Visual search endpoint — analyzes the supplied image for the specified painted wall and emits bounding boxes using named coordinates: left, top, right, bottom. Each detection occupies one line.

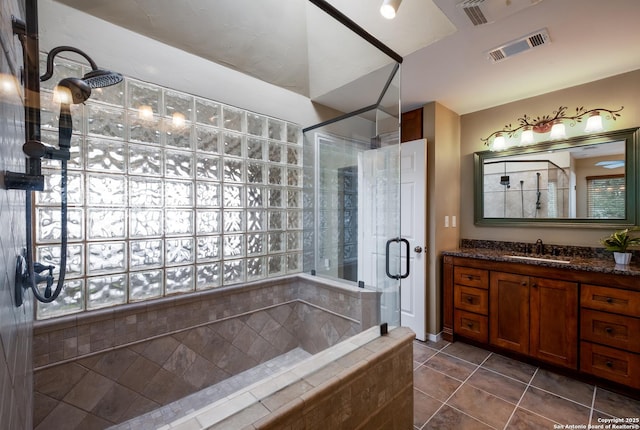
left=423, top=102, right=460, bottom=336
left=37, top=0, right=341, bottom=129
left=0, top=0, right=34, bottom=428
left=460, top=69, right=640, bottom=246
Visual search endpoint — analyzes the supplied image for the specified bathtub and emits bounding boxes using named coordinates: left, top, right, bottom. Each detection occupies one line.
left=33, top=274, right=412, bottom=429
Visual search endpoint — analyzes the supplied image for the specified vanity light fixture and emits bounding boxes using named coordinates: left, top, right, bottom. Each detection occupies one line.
left=482, top=105, right=624, bottom=150
left=584, top=110, right=604, bottom=133
left=380, top=0, right=402, bottom=19
left=490, top=133, right=507, bottom=151
left=549, top=120, right=566, bottom=140
left=520, top=126, right=535, bottom=145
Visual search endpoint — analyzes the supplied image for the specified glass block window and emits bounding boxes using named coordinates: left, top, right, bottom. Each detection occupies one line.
left=36, top=54, right=303, bottom=319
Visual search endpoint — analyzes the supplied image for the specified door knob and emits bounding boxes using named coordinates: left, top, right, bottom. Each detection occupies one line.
left=414, top=246, right=423, bottom=253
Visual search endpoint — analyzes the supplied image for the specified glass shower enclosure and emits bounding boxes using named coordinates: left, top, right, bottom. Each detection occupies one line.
left=302, top=2, right=403, bottom=330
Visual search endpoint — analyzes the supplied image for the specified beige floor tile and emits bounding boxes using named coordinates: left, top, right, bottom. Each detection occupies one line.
left=519, top=386, right=591, bottom=425
left=593, top=388, right=640, bottom=419
left=441, top=342, right=491, bottom=365
left=530, top=368, right=594, bottom=407
left=424, top=352, right=478, bottom=381
left=413, top=388, right=442, bottom=428
left=413, top=342, right=437, bottom=364
left=446, top=383, right=516, bottom=429
left=506, top=407, right=559, bottom=429
left=424, top=405, right=493, bottom=430
left=413, top=366, right=462, bottom=402
left=481, top=353, right=537, bottom=383
left=466, top=367, right=527, bottom=404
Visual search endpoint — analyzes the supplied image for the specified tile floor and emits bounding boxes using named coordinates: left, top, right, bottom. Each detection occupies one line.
left=413, top=339, right=640, bottom=430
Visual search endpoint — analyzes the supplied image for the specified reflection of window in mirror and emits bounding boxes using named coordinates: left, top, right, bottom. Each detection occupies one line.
left=586, top=175, right=625, bottom=218
left=573, top=141, right=625, bottom=219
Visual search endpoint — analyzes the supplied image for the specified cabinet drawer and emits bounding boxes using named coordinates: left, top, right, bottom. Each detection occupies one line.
left=453, top=267, right=488, bottom=289
left=580, top=341, right=640, bottom=389
left=454, top=285, right=488, bottom=314
left=581, top=309, right=640, bottom=353
left=581, top=284, right=640, bottom=317
left=454, top=309, right=488, bottom=343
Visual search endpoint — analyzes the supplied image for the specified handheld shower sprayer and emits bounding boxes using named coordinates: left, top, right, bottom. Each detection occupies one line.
left=12, top=44, right=122, bottom=307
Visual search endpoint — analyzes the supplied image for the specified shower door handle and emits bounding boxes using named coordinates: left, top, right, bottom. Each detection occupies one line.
left=385, top=237, right=410, bottom=280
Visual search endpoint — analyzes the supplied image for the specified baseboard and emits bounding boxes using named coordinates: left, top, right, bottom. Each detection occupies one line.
left=414, top=331, right=442, bottom=343
left=427, top=332, right=442, bottom=342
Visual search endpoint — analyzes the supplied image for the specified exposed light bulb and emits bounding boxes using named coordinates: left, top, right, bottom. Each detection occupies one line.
left=549, top=121, right=566, bottom=140
left=380, top=0, right=402, bottom=19
left=584, top=111, right=604, bottom=133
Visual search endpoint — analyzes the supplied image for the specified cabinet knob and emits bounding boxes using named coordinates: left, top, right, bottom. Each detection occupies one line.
left=414, top=246, right=423, bottom=253
left=605, top=361, right=613, bottom=368
left=521, top=281, right=528, bottom=287
left=531, top=283, right=537, bottom=289
left=605, top=327, right=613, bottom=334
left=606, top=297, right=613, bottom=304
left=466, top=296, right=473, bottom=303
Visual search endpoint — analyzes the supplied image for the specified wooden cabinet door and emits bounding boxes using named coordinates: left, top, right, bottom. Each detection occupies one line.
left=530, top=277, right=578, bottom=369
left=401, top=108, right=423, bottom=142
left=490, top=272, right=530, bottom=354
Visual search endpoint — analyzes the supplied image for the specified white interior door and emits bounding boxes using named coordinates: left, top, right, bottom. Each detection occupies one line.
left=400, top=139, right=427, bottom=340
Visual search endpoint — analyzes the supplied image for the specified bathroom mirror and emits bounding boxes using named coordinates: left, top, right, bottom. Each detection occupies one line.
left=474, top=127, right=639, bottom=227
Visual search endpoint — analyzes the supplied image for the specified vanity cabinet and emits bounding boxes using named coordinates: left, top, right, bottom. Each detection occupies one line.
left=580, top=284, right=640, bottom=388
left=489, top=272, right=578, bottom=368
left=443, top=254, right=640, bottom=392
left=453, top=266, right=489, bottom=342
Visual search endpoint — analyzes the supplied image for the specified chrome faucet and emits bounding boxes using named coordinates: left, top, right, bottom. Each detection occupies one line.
left=535, top=239, right=544, bottom=255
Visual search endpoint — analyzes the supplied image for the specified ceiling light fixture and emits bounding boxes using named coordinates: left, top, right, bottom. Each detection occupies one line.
left=481, top=105, right=624, bottom=150
left=380, top=0, right=402, bottom=19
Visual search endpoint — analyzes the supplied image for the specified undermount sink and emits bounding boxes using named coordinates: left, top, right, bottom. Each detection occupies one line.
left=503, top=255, right=571, bottom=264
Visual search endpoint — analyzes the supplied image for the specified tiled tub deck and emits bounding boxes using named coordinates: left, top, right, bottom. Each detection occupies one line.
left=32, top=274, right=382, bottom=429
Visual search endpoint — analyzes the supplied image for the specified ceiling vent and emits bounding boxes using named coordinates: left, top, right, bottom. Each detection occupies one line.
left=456, top=0, right=543, bottom=27
left=487, top=28, right=550, bottom=63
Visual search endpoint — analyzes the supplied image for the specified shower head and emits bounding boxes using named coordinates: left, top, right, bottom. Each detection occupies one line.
left=55, top=77, right=91, bottom=105
left=81, top=68, right=123, bottom=89
left=41, top=45, right=123, bottom=90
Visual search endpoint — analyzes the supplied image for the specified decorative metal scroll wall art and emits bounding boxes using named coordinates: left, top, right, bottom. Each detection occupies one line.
left=481, top=105, right=624, bottom=150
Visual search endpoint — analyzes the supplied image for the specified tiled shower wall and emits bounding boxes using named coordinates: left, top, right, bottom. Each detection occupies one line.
left=0, top=0, right=34, bottom=428
left=483, top=161, right=570, bottom=218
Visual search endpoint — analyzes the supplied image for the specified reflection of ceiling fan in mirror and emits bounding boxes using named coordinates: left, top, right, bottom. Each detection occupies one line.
left=596, top=160, right=625, bottom=169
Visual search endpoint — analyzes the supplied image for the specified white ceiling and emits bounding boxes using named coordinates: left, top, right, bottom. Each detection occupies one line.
left=49, top=0, right=640, bottom=116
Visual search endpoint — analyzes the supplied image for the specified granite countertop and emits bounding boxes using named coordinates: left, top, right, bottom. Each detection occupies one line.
left=442, top=248, right=640, bottom=277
